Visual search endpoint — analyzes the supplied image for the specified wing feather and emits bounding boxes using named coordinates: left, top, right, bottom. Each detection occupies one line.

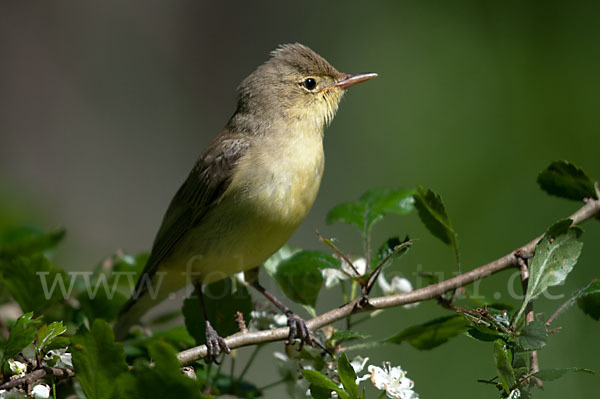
left=135, top=133, right=250, bottom=287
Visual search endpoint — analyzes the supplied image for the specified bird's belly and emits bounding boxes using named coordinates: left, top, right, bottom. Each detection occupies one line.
left=166, top=149, right=324, bottom=284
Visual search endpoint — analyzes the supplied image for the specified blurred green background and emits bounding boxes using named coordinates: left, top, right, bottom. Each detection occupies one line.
left=1, top=1, right=599, bottom=397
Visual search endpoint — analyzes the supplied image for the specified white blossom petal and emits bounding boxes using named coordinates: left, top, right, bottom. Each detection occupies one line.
left=321, top=267, right=349, bottom=288
left=8, top=359, right=27, bottom=377
left=32, top=384, right=51, bottom=399
left=368, top=362, right=418, bottom=399
left=350, top=356, right=369, bottom=374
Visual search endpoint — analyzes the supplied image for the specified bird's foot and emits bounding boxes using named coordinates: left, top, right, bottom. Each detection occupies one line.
left=285, top=311, right=328, bottom=353
left=204, top=321, right=230, bottom=364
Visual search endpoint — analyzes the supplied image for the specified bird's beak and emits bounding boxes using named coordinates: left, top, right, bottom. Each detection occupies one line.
left=334, top=72, right=378, bottom=89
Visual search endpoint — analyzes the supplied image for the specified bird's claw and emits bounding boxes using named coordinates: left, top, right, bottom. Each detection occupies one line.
left=286, top=311, right=312, bottom=347
left=285, top=311, right=329, bottom=354
left=204, top=321, right=230, bottom=364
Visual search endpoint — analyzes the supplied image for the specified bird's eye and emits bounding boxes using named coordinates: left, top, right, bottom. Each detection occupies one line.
left=302, top=78, right=317, bottom=90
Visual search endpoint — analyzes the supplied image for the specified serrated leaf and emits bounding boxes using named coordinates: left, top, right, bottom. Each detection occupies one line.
left=116, top=340, right=209, bottom=399
left=533, top=367, right=595, bottom=381
left=413, top=186, right=460, bottom=266
left=0, top=254, right=68, bottom=314
left=413, top=186, right=455, bottom=245
left=493, top=339, right=516, bottom=393
left=385, top=315, right=469, bottom=350
left=372, top=236, right=411, bottom=270
left=327, top=188, right=415, bottom=234
left=2, top=312, right=39, bottom=365
left=515, top=219, right=583, bottom=324
left=182, top=278, right=252, bottom=346
left=537, top=160, right=597, bottom=201
left=302, top=369, right=348, bottom=399
left=71, top=319, right=128, bottom=399
left=338, top=353, right=359, bottom=398
left=329, top=330, right=370, bottom=345
left=517, top=321, right=547, bottom=351
left=36, top=321, right=67, bottom=353
left=45, top=336, right=70, bottom=351
left=577, top=280, right=600, bottom=321
left=272, top=250, right=339, bottom=308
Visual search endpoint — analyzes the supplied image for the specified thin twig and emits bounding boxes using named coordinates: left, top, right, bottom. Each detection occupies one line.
left=316, top=232, right=361, bottom=277
left=176, top=195, right=600, bottom=365
left=517, top=255, right=542, bottom=389
left=546, top=278, right=597, bottom=327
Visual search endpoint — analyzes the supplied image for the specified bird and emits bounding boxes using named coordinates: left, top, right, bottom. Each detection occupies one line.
left=113, top=43, right=377, bottom=360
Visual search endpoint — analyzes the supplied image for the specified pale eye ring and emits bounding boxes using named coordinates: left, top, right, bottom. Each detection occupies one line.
left=302, top=78, right=317, bottom=90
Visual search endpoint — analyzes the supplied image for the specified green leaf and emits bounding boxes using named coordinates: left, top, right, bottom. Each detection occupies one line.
left=493, top=339, right=516, bottom=393
left=0, top=228, right=65, bottom=259
left=272, top=250, right=340, bottom=308
left=371, top=236, right=411, bottom=270
left=307, top=384, right=333, bottom=399
left=0, top=254, right=68, bottom=314
left=71, top=319, right=128, bottom=399
left=302, top=369, right=348, bottom=399
left=517, top=321, right=547, bottom=351
left=263, top=244, right=300, bottom=277
left=182, top=278, right=252, bottom=345
left=537, top=160, right=597, bottom=201
left=465, top=328, right=500, bottom=342
left=577, top=280, right=600, bottom=321
left=117, top=340, right=208, bottom=399
left=2, top=312, right=38, bottom=365
left=533, top=367, right=595, bottom=381
left=413, top=186, right=460, bottom=265
left=338, top=353, right=360, bottom=398
left=385, top=315, right=470, bottom=350
left=36, top=321, right=67, bottom=353
left=329, top=330, right=370, bottom=345
left=327, top=188, right=415, bottom=234
left=514, top=219, right=584, bottom=324
left=78, top=288, right=127, bottom=324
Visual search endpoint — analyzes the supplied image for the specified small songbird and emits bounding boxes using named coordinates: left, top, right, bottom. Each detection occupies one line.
left=114, top=43, right=376, bottom=359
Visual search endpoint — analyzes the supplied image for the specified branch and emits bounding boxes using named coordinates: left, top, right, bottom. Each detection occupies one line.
left=177, top=195, right=600, bottom=365
left=0, top=367, right=75, bottom=391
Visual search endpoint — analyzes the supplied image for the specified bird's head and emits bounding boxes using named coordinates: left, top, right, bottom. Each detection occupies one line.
left=235, top=43, right=377, bottom=131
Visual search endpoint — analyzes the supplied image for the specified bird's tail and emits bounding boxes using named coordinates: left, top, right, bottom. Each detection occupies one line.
left=113, top=293, right=154, bottom=341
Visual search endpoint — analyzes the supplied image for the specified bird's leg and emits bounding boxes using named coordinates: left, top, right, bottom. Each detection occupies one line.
left=193, top=280, right=230, bottom=363
left=244, top=269, right=327, bottom=352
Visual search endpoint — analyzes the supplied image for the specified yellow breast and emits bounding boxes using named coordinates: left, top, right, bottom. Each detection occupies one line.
left=229, top=130, right=325, bottom=227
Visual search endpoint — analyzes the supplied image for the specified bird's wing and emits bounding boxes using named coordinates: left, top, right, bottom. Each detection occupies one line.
left=136, top=133, right=250, bottom=287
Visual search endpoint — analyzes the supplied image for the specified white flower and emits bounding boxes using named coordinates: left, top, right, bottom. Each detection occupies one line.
left=377, top=274, right=418, bottom=308
left=7, top=359, right=26, bottom=377
left=368, top=362, right=418, bottom=399
left=345, top=258, right=367, bottom=276
left=321, top=268, right=348, bottom=288
left=31, top=384, right=50, bottom=399
left=508, top=389, right=521, bottom=398
left=249, top=309, right=287, bottom=331
left=43, top=348, right=73, bottom=369
left=322, top=258, right=367, bottom=288
left=350, top=356, right=372, bottom=384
